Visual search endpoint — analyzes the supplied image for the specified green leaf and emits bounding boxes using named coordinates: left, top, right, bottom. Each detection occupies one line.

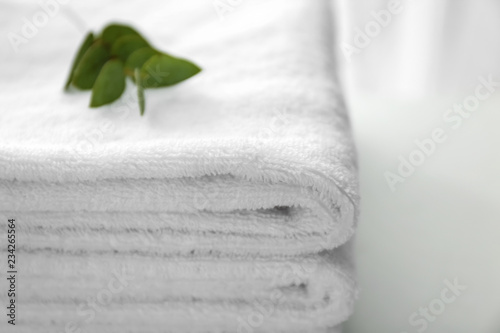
left=64, top=32, right=94, bottom=90
left=90, top=59, right=126, bottom=107
left=65, top=22, right=202, bottom=114
left=124, top=47, right=158, bottom=77
left=101, top=23, right=141, bottom=45
left=140, top=54, right=201, bottom=88
left=135, top=68, right=145, bottom=116
left=72, top=40, right=110, bottom=90
left=111, top=35, right=149, bottom=62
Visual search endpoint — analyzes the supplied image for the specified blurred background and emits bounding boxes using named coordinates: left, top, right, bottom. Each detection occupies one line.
left=336, top=1, right=500, bottom=332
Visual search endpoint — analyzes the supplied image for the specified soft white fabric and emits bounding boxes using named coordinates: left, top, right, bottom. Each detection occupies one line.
left=0, top=0, right=358, bottom=332
left=0, top=0, right=358, bottom=255
left=6, top=245, right=355, bottom=333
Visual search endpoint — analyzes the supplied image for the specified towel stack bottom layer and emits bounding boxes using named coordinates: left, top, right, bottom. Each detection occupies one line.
left=7, top=247, right=354, bottom=333
left=0, top=0, right=359, bottom=332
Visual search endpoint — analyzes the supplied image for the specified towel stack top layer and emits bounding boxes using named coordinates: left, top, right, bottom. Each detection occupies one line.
left=1, top=0, right=359, bottom=258
left=0, top=0, right=357, bottom=201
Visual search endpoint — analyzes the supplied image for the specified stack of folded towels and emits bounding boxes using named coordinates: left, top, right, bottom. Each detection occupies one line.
left=0, top=0, right=359, bottom=332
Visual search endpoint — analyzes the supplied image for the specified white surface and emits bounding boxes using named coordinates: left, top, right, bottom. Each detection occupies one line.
left=343, top=91, right=500, bottom=332
left=334, top=1, right=500, bottom=331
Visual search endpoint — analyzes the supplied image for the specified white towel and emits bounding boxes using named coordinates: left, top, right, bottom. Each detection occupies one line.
left=5, top=245, right=355, bottom=333
left=0, top=0, right=358, bottom=257
left=0, top=0, right=358, bottom=332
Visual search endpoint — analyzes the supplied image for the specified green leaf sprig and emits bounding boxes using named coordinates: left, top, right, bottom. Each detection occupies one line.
left=64, top=23, right=201, bottom=116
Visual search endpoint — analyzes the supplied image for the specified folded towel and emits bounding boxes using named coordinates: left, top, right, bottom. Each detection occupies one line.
left=5, top=245, right=355, bottom=333
left=0, top=0, right=358, bottom=257
left=0, top=0, right=359, bottom=332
